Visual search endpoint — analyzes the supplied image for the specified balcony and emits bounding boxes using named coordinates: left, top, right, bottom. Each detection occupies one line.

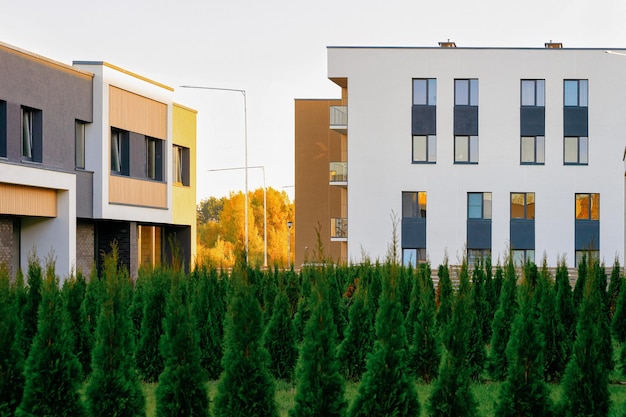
left=329, top=162, right=347, bottom=186
left=331, top=217, right=348, bottom=241
left=330, top=105, right=347, bottom=134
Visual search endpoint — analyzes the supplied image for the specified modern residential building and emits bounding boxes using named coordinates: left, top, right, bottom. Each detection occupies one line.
left=295, top=42, right=626, bottom=268
left=0, top=41, right=197, bottom=280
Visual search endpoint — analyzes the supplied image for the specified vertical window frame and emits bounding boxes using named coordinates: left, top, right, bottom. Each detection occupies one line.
left=412, top=134, right=436, bottom=163
left=468, top=192, right=492, bottom=220
left=75, top=120, right=86, bottom=169
left=564, top=79, right=588, bottom=107
left=402, top=191, right=427, bottom=219
left=511, top=192, right=535, bottom=220
left=521, top=79, right=545, bottom=107
left=575, top=193, right=600, bottom=221
left=520, top=136, right=545, bottom=165
left=413, top=79, right=437, bottom=106
left=454, top=135, right=478, bottom=164
left=564, top=136, right=589, bottom=165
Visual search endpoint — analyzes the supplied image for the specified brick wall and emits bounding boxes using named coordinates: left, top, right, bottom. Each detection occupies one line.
left=76, top=220, right=94, bottom=276
left=0, top=217, right=13, bottom=277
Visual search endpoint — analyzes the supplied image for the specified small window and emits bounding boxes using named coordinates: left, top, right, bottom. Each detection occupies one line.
left=521, top=80, right=545, bottom=106
left=513, top=249, right=535, bottom=266
left=564, top=136, right=588, bottom=165
left=403, top=248, right=426, bottom=267
left=412, top=135, right=436, bottom=163
left=75, top=121, right=86, bottom=169
left=468, top=249, right=491, bottom=267
left=564, top=80, right=588, bottom=107
left=455, top=79, right=479, bottom=106
left=468, top=192, right=492, bottom=219
left=575, top=250, right=599, bottom=267
left=575, top=193, right=599, bottom=220
left=146, top=137, right=163, bottom=181
left=402, top=191, right=426, bottom=219
left=413, top=79, right=437, bottom=105
left=511, top=193, right=535, bottom=220
left=21, top=106, right=41, bottom=162
left=111, top=128, right=129, bottom=176
left=173, top=145, right=190, bottom=186
left=521, top=136, right=545, bottom=164
left=454, top=135, right=478, bottom=164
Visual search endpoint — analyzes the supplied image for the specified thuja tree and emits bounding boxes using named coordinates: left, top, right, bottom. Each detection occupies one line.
left=607, top=258, right=622, bottom=318
left=349, top=263, right=420, bottom=417
left=471, top=261, right=490, bottom=345
left=489, top=258, right=518, bottom=381
left=128, top=270, right=147, bottom=344
left=263, top=284, right=298, bottom=381
left=409, top=262, right=440, bottom=383
left=428, top=260, right=478, bottom=417
left=539, top=261, right=568, bottom=382
left=20, top=252, right=43, bottom=355
left=560, top=259, right=610, bottom=417
left=294, top=268, right=313, bottom=342
left=83, top=266, right=104, bottom=342
left=290, top=268, right=347, bottom=417
left=572, top=254, right=588, bottom=312
left=554, top=258, right=575, bottom=357
left=612, top=268, right=626, bottom=343
left=136, top=267, right=171, bottom=382
left=155, top=272, right=208, bottom=417
left=405, top=265, right=420, bottom=346
left=214, top=265, right=277, bottom=417
left=17, top=258, right=86, bottom=417
left=466, top=262, right=487, bottom=380
left=594, top=262, right=614, bottom=374
left=86, top=248, right=144, bottom=417
left=494, top=265, right=553, bottom=417
left=435, top=259, right=453, bottom=332
left=337, top=277, right=375, bottom=382
left=0, top=264, right=24, bottom=416
left=62, top=271, right=92, bottom=378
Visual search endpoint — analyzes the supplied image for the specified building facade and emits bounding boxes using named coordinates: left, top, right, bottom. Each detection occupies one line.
left=0, top=42, right=197, bottom=280
left=295, top=43, right=626, bottom=268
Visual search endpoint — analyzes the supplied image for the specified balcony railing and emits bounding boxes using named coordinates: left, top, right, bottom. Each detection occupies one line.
left=330, top=105, right=347, bottom=133
left=331, top=218, right=348, bottom=239
left=329, top=162, right=348, bottom=183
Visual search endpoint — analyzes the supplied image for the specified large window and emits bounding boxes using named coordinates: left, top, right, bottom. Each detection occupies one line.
left=511, top=193, right=535, bottom=220
left=564, top=136, right=588, bottom=165
left=468, top=192, right=492, bottom=219
left=412, top=135, right=436, bottom=163
left=111, top=128, right=129, bottom=176
left=454, top=135, right=478, bottom=164
left=146, top=137, right=163, bottom=181
left=575, top=193, right=599, bottom=220
left=413, top=79, right=437, bottom=105
left=402, top=191, right=427, bottom=218
left=173, top=145, right=190, bottom=186
left=75, top=121, right=86, bottom=169
left=564, top=80, right=588, bottom=107
left=455, top=79, right=479, bottom=106
left=521, top=79, right=545, bottom=106
left=521, top=136, right=545, bottom=164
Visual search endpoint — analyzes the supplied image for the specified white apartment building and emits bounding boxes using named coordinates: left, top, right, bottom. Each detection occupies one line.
left=323, top=42, right=626, bottom=268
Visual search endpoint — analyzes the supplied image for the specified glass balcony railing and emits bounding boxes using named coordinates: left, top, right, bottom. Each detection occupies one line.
left=329, top=162, right=347, bottom=183
left=331, top=218, right=348, bottom=239
left=330, top=105, right=347, bottom=133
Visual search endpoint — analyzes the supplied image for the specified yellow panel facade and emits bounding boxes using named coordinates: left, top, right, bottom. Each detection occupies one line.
left=109, top=175, right=167, bottom=208
left=172, top=103, right=197, bottom=261
left=0, top=183, right=56, bottom=217
left=109, top=86, right=167, bottom=139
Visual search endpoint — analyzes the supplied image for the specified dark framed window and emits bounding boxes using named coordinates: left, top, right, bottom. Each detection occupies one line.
left=413, top=79, right=437, bottom=105
left=402, top=191, right=426, bottom=218
left=575, top=250, right=599, bottom=267
left=564, top=79, right=588, bottom=107
left=0, top=100, right=6, bottom=158
left=75, top=120, right=86, bottom=169
left=22, top=106, right=42, bottom=162
left=455, top=79, right=478, bottom=106
left=468, top=249, right=491, bottom=267
left=146, top=137, right=163, bottom=181
left=511, top=192, right=535, bottom=220
left=521, top=80, right=545, bottom=106
left=403, top=248, right=426, bottom=267
left=412, top=135, right=436, bottom=163
left=575, top=193, right=599, bottom=220
left=513, top=249, right=535, bottom=266
left=454, top=135, right=478, bottom=163
left=173, top=145, right=190, bottom=186
left=564, top=136, right=588, bottom=165
left=111, top=128, right=129, bottom=176
left=468, top=192, right=492, bottom=219
left=521, top=136, right=545, bottom=164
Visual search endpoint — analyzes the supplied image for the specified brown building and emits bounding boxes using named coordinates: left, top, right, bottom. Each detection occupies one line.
left=294, top=93, right=347, bottom=266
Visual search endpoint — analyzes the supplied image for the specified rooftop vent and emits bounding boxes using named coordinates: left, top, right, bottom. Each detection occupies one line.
left=545, top=41, right=563, bottom=48
left=438, top=40, right=457, bottom=48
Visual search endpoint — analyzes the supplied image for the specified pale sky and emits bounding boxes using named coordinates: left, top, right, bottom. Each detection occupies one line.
left=2, top=0, right=626, bottom=203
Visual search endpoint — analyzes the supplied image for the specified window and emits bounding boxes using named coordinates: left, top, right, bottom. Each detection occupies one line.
left=575, top=193, right=599, bottom=220
left=468, top=249, right=491, bottom=267
left=412, top=135, right=436, bottom=163
left=521, top=80, right=545, bottom=106
left=564, top=80, right=588, bottom=107
left=402, top=191, right=426, bottom=218
left=564, top=136, right=588, bottom=164
left=146, top=137, right=163, bottom=181
left=75, top=121, right=86, bottom=169
left=575, top=250, right=599, bottom=267
left=0, top=101, right=6, bottom=158
left=468, top=192, right=492, bottom=219
left=173, top=145, right=190, bottom=186
left=413, top=79, right=436, bottom=105
left=21, top=106, right=41, bottom=162
left=454, top=135, right=478, bottom=163
left=403, top=248, right=426, bottom=267
left=111, top=128, right=129, bottom=176
left=521, top=136, right=545, bottom=164
left=511, top=193, right=535, bottom=220
left=513, top=249, right=535, bottom=266
left=455, top=79, right=478, bottom=106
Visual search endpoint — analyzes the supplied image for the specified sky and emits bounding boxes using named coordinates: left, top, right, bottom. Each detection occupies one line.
left=2, top=0, right=626, bottom=203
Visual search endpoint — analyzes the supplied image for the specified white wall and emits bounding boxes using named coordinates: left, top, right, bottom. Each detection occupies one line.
left=328, top=47, right=626, bottom=267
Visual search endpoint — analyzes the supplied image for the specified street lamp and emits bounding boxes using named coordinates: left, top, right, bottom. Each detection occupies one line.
left=287, top=221, right=293, bottom=268
left=207, top=165, right=267, bottom=268
left=180, top=85, right=249, bottom=262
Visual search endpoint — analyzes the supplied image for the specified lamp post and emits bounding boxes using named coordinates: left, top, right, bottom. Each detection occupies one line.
left=180, top=85, right=249, bottom=262
left=287, top=221, right=293, bottom=268
left=206, top=165, right=267, bottom=268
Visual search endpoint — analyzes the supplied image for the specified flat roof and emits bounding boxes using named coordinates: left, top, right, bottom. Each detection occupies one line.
left=0, top=41, right=93, bottom=79
left=72, top=61, right=174, bottom=91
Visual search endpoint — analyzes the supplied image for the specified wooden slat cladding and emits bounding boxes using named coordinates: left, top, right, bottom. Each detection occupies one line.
left=109, top=86, right=167, bottom=139
left=109, top=175, right=167, bottom=208
left=0, top=183, right=56, bottom=217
